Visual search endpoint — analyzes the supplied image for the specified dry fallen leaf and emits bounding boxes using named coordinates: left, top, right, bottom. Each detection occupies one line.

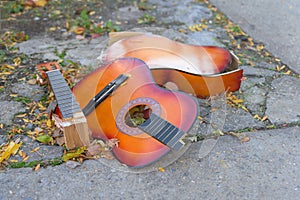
left=0, top=140, right=23, bottom=163
left=158, top=167, right=165, bottom=172
left=15, top=113, right=27, bottom=118
left=34, top=163, right=41, bottom=171
left=62, top=147, right=86, bottom=162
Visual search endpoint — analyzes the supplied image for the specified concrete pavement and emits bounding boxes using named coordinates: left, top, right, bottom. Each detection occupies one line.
left=1, top=127, right=299, bottom=199
left=209, top=0, right=300, bottom=74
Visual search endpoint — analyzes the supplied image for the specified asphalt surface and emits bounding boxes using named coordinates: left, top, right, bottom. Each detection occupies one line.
left=210, top=0, right=300, bottom=74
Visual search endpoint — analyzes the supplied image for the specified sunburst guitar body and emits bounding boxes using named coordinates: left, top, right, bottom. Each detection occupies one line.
left=70, top=58, right=198, bottom=167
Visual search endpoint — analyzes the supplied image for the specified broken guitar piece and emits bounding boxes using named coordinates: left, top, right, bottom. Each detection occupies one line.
left=105, top=32, right=243, bottom=98
left=36, top=62, right=90, bottom=149
left=38, top=32, right=243, bottom=168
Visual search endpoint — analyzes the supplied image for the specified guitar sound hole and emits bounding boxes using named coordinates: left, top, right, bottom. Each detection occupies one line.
left=125, top=104, right=152, bottom=128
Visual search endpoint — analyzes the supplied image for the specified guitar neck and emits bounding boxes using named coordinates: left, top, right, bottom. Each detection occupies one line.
left=46, top=69, right=82, bottom=119
left=138, top=113, right=186, bottom=150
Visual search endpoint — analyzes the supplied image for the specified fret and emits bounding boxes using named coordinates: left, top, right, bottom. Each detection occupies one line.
left=147, top=117, right=166, bottom=135
left=153, top=123, right=171, bottom=139
left=60, top=106, right=79, bottom=114
left=54, top=92, right=72, bottom=102
left=138, top=113, right=186, bottom=150
left=55, top=95, right=74, bottom=104
left=159, top=126, right=178, bottom=143
left=155, top=124, right=174, bottom=141
left=55, top=90, right=75, bottom=98
left=58, top=101, right=75, bottom=110
left=168, top=133, right=185, bottom=148
left=48, top=78, right=66, bottom=86
left=144, top=114, right=160, bottom=131
left=46, top=70, right=81, bottom=119
left=51, top=85, right=71, bottom=93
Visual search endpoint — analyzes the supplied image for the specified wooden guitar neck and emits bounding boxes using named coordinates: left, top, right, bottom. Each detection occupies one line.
left=38, top=64, right=90, bottom=149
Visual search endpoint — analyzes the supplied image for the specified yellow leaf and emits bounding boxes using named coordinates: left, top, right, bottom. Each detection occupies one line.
left=201, top=24, right=208, bottom=29
left=18, top=150, right=24, bottom=157
left=18, top=77, right=26, bottom=81
left=46, top=119, right=53, bottom=128
left=72, top=27, right=85, bottom=35
left=279, top=65, right=286, bottom=71
left=53, top=10, right=61, bottom=15
left=261, top=115, right=268, bottom=122
left=15, top=113, right=26, bottom=118
left=0, top=124, right=3, bottom=129
left=31, top=147, right=40, bottom=153
left=284, top=70, right=291, bottom=75
left=13, top=57, right=21, bottom=67
left=241, top=106, right=249, bottom=112
left=253, top=114, right=261, bottom=120
left=0, top=72, right=12, bottom=75
left=10, top=94, right=18, bottom=97
left=0, top=141, right=22, bottom=163
left=240, top=136, right=250, bottom=143
left=38, top=102, right=46, bottom=111
left=256, top=44, right=264, bottom=51
left=49, top=27, right=56, bottom=32
left=9, top=159, right=19, bottom=163
left=22, top=155, right=30, bottom=162
left=66, top=21, right=70, bottom=30
left=23, top=118, right=30, bottom=123
left=158, top=167, right=165, bottom=172
left=232, top=99, right=244, bottom=104
left=35, top=0, right=48, bottom=7
left=34, top=163, right=41, bottom=171
left=4, top=64, right=15, bottom=70
left=62, top=147, right=86, bottom=162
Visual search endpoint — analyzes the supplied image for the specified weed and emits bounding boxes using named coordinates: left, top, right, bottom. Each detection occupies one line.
left=75, top=9, right=92, bottom=29
left=3, top=1, right=24, bottom=14
left=70, top=9, right=121, bottom=35
left=7, top=157, right=63, bottom=168
left=14, top=96, right=31, bottom=104
left=231, top=25, right=242, bottom=33
left=93, top=20, right=121, bottom=34
left=138, top=14, right=156, bottom=24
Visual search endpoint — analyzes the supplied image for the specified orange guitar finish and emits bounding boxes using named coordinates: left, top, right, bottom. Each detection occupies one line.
left=105, top=33, right=243, bottom=98
left=151, top=68, right=243, bottom=98
left=71, top=58, right=198, bottom=167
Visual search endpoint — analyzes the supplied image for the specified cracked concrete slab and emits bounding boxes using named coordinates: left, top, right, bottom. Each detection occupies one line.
left=0, top=127, right=299, bottom=199
left=266, top=76, right=300, bottom=124
left=0, top=101, right=25, bottom=125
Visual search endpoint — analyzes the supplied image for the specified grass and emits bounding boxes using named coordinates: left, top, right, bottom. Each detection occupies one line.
left=8, top=157, right=63, bottom=168
left=14, top=96, right=31, bottom=104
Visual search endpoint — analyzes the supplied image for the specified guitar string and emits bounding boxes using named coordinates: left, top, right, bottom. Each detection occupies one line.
left=139, top=114, right=183, bottom=146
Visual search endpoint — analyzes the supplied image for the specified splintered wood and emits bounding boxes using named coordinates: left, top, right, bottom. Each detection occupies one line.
left=62, top=112, right=90, bottom=149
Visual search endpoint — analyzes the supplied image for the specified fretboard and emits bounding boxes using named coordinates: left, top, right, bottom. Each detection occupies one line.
left=138, top=113, right=186, bottom=150
left=46, top=69, right=81, bottom=119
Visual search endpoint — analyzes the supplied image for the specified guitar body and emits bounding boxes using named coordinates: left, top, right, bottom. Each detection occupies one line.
left=106, top=33, right=243, bottom=98
left=71, top=58, right=198, bottom=167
